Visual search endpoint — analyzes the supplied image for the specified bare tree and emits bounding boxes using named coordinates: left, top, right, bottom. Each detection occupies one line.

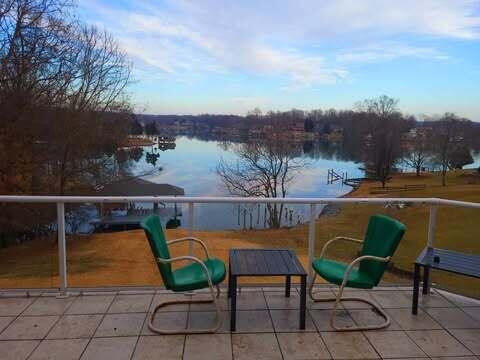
left=47, top=24, right=132, bottom=194
left=402, top=128, right=431, bottom=176
left=356, top=95, right=407, bottom=187
left=431, top=113, right=470, bottom=186
left=217, top=141, right=306, bottom=228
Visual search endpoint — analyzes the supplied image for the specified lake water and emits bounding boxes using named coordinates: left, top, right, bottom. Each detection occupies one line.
left=125, top=137, right=364, bottom=230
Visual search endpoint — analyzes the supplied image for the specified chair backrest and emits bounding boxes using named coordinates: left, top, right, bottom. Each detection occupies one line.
left=140, top=215, right=174, bottom=289
left=359, top=214, right=406, bottom=285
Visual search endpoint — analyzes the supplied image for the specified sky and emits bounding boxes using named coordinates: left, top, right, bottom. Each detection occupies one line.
left=78, top=0, right=480, bottom=120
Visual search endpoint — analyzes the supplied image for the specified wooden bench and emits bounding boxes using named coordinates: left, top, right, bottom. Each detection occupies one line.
left=412, top=247, right=480, bottom=314
left=370, top=184, right=426, bottom=194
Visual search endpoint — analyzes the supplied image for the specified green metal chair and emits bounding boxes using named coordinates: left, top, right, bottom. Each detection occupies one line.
left=140, top=215, right=226, bottom=334
left=309, top=214, right=405, bottom=331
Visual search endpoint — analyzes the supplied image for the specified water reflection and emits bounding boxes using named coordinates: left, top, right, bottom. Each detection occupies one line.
left=123, top=137, right=363, bottom=230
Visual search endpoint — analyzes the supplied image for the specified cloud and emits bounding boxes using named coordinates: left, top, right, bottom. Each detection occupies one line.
left=337, top=42, right=450, bottom=63
left=78, top=0, right=480, bottom=89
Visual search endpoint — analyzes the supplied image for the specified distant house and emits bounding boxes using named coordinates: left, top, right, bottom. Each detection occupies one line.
left=291, top=121, right=305, bottom=132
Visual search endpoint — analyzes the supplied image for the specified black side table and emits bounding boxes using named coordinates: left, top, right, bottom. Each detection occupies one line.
left=412, top=247, right=480, bottom=314
left=228, top=248, right=307, bottom=332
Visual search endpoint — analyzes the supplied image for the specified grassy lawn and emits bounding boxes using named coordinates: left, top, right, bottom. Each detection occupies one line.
left=0, top=170, right=478, bottom=297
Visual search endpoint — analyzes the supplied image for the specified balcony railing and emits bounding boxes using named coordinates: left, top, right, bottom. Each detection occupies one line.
left=0, top=195, right=479, bottom=295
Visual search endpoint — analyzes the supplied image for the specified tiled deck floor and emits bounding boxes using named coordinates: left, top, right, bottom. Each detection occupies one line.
left=0, top=286, right=479, bottom=359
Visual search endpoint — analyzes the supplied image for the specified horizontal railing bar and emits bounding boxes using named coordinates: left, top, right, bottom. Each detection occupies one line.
left=435, top=198, right=480, bottom=209
left=0, top=195, right=478, bottom=208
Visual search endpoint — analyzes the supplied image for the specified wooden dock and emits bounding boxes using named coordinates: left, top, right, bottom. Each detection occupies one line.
left=327, top=169, right=365, bottom=188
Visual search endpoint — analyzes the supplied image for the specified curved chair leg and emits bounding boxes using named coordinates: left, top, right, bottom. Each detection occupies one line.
left=309, top=274, right=391, bottom=331
left=148, top=283, right=223, bottom=335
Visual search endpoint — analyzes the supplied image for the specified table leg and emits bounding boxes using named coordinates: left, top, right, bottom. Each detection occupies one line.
left=230, top=275, right=237, bottom=332
left=299, top=275, right=306, bottom=330
left=227, top=264, right=231, bottom=299
left=412, top=263, right=420, bottom=315
left=422, top=266, right=430, bottom=295
left=285, top=275, right=291, bottom=298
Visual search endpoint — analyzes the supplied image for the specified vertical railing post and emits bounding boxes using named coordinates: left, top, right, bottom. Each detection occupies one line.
left=188, top=202, right=194, bottom=256
left=307, top=204, right=316, bottom=282
left=427, top=206, right=437, bottom=248
left=56, top=202, right=67, bottom=296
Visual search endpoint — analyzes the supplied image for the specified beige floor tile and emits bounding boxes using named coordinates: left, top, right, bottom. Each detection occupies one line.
left=80, top=336, right=137, bottom=360
left=235, top=309, right=274, bottom=332
left=95, top=313, right=146, bottom=337
left=132, top=335, right=184, bottom=360
left=141, top=311, right=187, bottom=335
left=310, top=286, right=335, bottom=292
left=265, top=292, right=301, bottom=309
left=436, top=290, right=480, bottom=307
left=188, top=293, right=229, bottom=311
left=187, top=311, right=230, bottom=333
left=0, top=315, right=59, bottom=340
left=0, top=340, right=39, bottom=360
left=277, top=332, right=331, bottom=360
left=232, top=333, right=282, bottom=360
left=414, top=291, right=454, bottom=308
left=449, top=329, right=480, bottom=355
left=385, top=308, right=442, bottom=330
left=118, top=290, right=155, bottom=295
left=108, top=294, right=153, bottom=313
left=23, top=297, right=74, bottom=316
left=235, top=291, right=268, bottom=310
left=335, top=291, right=382, bottom=310
left=47, top=314, right=103, bottom=339
left=0, top=297, right=35, bottom=316
left=463, top=307, right=480, bottom=322
left=429, top=357, right=479, bottom=360
left=309, top=309, right=355, bottom=331
left=426, top=308, right=480, bottom=329
left=0, top=316, right=14, bottom=332
left=262, top=286, right=289, bottom=292
left=269, top=309, right=316, bottom=332
left=148, top=294, right=190, bottom=312
left=348, top=309, right=401, bottom=330
left=370, top=291, right=412, bottom=308
left=309, top=290, right=344, bottom=310
left=321, top=331, right=379, bottom=359
left=364, top=331, right=426, bottom=358
left=29, top=338, right=89, bottom=360
left=407, top=329, right=473, bottom=357
left=184, top=333, right=232, bottom=360
left=66, top=295, right=114, bottom=315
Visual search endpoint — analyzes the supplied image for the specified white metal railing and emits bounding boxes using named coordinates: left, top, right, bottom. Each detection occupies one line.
left=0, top=195, right=479, bottom=295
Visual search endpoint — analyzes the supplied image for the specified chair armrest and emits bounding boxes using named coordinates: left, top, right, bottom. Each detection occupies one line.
left=340, top=255, right=391, bottom=289
left=156, top=255, right=215, bottom=288
left=167, top=237, right=211, bottom=259
left=319, top=236, right=363, bottom=259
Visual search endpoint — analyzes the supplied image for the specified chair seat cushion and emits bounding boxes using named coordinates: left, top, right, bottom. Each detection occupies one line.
left=312, top=258, right=374, bottom=289
left=171, top=258, right=226, bottom=292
